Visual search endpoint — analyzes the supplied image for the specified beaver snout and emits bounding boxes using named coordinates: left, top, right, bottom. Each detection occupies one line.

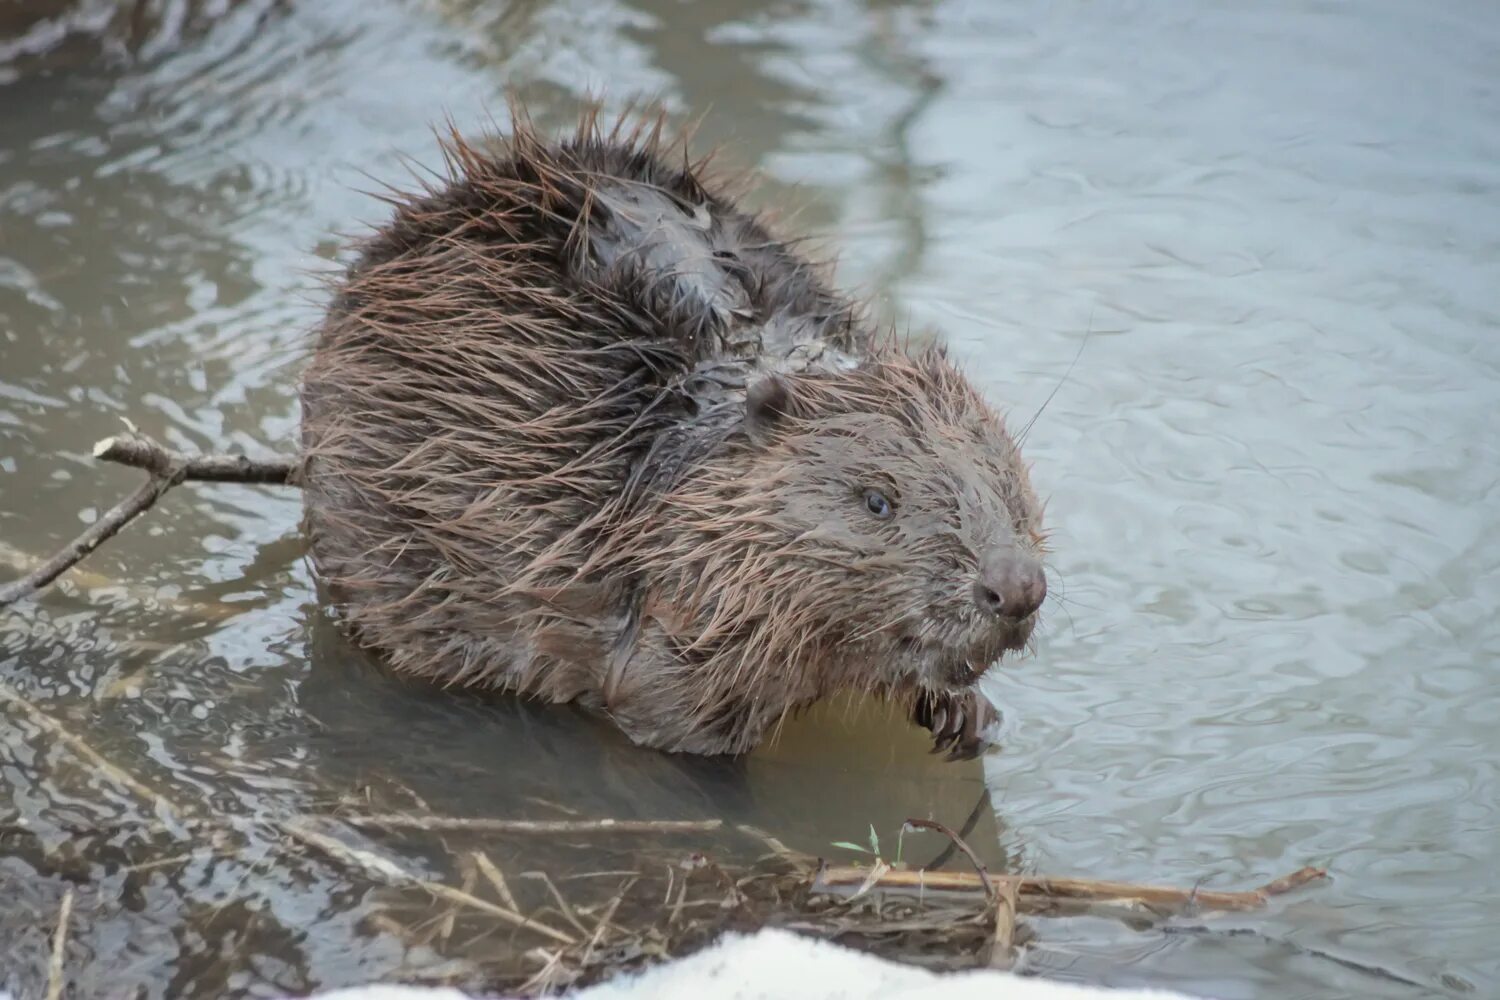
left=972, top=549, right=1047, bottom=622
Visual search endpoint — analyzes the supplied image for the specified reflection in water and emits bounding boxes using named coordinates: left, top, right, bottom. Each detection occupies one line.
left=1, top=0, right=1497, bottom=996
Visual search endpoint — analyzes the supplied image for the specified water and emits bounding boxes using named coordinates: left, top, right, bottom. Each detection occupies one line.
left=1, top=0, right=1497, bottom=996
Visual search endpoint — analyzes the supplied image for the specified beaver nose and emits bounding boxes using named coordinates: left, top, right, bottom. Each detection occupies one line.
left=973, top=551, right=1047, bottom=621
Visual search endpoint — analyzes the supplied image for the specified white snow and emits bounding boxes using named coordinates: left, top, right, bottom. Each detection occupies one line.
left=303, top=927, right=1203, bottom=1000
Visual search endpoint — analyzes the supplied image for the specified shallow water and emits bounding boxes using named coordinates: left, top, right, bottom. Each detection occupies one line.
left=1, top=0, right=1497, bottom=997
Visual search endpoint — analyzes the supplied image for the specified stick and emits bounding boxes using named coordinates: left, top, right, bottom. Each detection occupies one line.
left=341, top=814, right=723, bottom=835
left=904, top=816, right=993, bottom=899
left=46, top=888, right=74, bottom=1000
left=0, top=540, right=123, bottom=593
left=519, top=870, right=590, bottom=937
left=919, top=789, right=990, bottom=871
left=813, top=865, right=1327, bottom=913
left=578, top=880, right=632, bottom=969
left=472, top=851, right=521, bottom=911
left=0, top=429, right=296, bottom=607
left=0, top=470, right=182, bottom=607
left=92, top=434, right=297, bottom=484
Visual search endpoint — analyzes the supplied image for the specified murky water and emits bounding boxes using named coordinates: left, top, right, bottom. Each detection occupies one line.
left=2, top=0, right=1497, bottom=997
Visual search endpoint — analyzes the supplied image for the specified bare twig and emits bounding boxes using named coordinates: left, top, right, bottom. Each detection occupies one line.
left=1161, top=922, right=1435, bottom=991
left=919, top=789, right=991, bottom=871
left=46, top=887, right=74, bottom=1000
left=0, top=468, right=183, bottom=607
left=517, top=948, right=569, bottom=995
left=0, top=540, right=122, bottom=593
left=472, top=851, right=521, bottom=911
left=813, top=865, right=1327, bottom=914
left=341, top=813, right=722, bottom=836
left=0, top=429, right=296, bottom=608
left=578, top=880, right=632, bottom=969
left=92, top=434, right=297, bottom=484
left=520, top=871, right=590, bottom=937
left=905, top=816, right=993, bottom=899
left=440, top=861, right=479, bottom=942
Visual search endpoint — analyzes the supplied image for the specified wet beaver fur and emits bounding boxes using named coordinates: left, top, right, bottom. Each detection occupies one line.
left=299, top=110, right=1048, bottom=759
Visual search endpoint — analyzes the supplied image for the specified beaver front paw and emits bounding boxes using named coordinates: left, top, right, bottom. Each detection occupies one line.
left=911, top=688, right=1000, bottom=761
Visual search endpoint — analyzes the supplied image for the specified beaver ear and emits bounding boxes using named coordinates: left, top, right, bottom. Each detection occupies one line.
left=744, top=374, right=799, bottom=445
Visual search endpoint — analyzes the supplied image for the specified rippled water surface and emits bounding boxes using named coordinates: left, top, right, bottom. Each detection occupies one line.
left=2, top=0, right=1497, bottom=997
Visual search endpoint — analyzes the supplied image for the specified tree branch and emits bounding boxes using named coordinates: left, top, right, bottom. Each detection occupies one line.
left=93, top=433, right=297, bottom=484
left=0, top=429, right=298, bottom=608
left=904, top=816, right=993, bottom=899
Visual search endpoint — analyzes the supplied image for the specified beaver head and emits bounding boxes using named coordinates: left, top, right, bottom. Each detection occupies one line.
left=633, top=346, right=1046, bottom=750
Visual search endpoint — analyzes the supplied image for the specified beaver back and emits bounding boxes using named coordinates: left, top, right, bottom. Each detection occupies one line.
left=299, top=112, right=864, bottom=694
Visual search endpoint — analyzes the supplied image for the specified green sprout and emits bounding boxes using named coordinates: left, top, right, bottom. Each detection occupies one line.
left=830, top=823, right=907, bottom=865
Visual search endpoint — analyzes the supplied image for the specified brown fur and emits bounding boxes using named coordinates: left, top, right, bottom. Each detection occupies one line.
left=300, top=108, right=1046, bottom=758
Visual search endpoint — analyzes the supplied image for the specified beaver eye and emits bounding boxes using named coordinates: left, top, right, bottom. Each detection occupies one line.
left=863, top=488, right=894, bottom=520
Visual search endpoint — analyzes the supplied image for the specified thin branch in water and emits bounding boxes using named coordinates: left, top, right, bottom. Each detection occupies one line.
left=440, top=861, right=480, bottom=942
left=813, top=864, right=1327, bottom=915
left=340, top=813, right=722, bottom=835
left=1160, top=923, right=1441, bottom=993
left=918, top=790, right=991, bottom=871
left=519, top=870, right=591, bottom=938
left=905, top=816, right=993, bottom=899
left=735, top=823, right=808, bottom=861
left=472, top=851, right=521, bottom=911
left=0, top=470, right=182, bottom=607
left=578, top=879, right=633, bottom=969
left=0, top=680, right=186, bottom=823
left=46, top=887, right=74, bottom=1000
left=0, top=429, right=297, bottom=608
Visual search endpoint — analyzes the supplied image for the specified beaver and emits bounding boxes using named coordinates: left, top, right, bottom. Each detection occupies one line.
left=299, top=109, right=1048, bottom=760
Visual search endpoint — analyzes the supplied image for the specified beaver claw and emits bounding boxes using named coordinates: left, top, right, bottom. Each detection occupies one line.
left=911, top=689, right=1000, bottom=762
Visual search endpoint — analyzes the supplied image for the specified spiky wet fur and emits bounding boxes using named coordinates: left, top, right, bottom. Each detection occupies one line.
left=300, top=108, right=1045, bottom=757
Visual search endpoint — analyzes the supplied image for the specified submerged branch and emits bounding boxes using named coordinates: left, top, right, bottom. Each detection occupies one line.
left=45, top=887, right=74, bottom=1000
left=812, top=864, right=1327, bottom=914
left=341, top=814, right=724, bottom=836
left=0, top=428, right=297, bottom=608
left=0, top=680, right=186, bottom=821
